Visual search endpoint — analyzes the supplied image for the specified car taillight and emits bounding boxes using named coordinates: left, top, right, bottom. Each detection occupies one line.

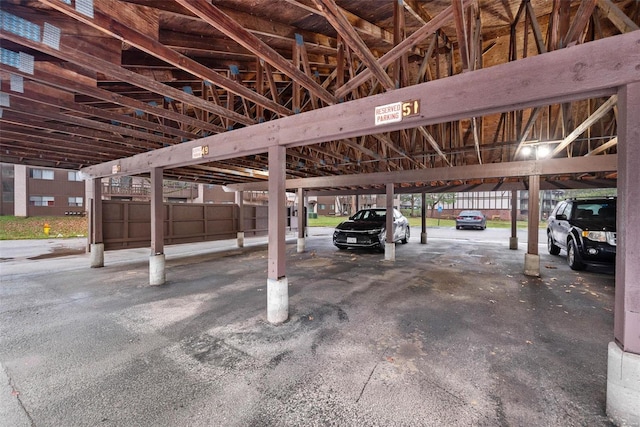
left=456, top=216, right=463, bottom=220
left=474, top=216, right=482, bottom=220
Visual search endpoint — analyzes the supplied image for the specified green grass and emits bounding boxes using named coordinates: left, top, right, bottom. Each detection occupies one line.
left=0, top=214, right=544, bottom=240
left=308, top=215, right=544, bottom=229
left=0, top=216, right=88, bottom=240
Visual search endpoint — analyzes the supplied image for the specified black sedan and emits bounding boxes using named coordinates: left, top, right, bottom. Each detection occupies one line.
left=333, top=208, right=410, bottom=251
left=455, top=210, right=487, bottom=230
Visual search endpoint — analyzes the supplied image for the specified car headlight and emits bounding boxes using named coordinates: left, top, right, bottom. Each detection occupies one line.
left=368, top=228, right=383, bottom=235
left=582, top=230, right=607, bottom=242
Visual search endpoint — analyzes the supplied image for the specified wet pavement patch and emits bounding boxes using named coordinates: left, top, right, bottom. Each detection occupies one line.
left=27, top=248, right=85, bottom=260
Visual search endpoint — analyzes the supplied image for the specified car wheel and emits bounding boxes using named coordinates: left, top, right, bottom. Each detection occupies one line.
left=547, top=232, right=561, bottom=255
left=401, top=226, right=410, bottom=244
left=456, top=225, right=461, bottom=230
left=567, top=239, right=585, bottom=270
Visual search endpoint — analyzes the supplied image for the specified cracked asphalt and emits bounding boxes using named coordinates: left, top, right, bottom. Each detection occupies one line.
left=0, top=227, right=615, bottom=426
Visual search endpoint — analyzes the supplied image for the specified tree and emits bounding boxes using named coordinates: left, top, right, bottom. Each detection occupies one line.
left=561, top=188, right=617, bottom=199
left=424, top=193, right=456, bottom=217
left=401, top=193, right=457, bottom=217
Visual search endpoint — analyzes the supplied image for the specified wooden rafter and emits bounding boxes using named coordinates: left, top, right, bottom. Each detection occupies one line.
left=0, top=28, right=254, bottom=126
left=313, top=0, right=395, bottom=91
left=565, top=0, right=598, bottom=45
left=38, top=0, right=289, bottom=119
left=596, top=0, right=640, bottom=33
left=551, top=95, right=618, bottom=157
left=174, top=0, right=336, bottom=106
left=585, top=137, right=618, bottom=156
left=282, top=0, right=396, bottom=45
left=334, top=2, right=469, bottom=99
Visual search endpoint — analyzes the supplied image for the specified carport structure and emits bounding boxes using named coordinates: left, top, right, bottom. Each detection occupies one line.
left=0, top=0, right=639, bottom=424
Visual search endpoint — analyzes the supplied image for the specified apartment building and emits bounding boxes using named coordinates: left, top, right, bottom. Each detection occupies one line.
left=1, top=164, right=85, bottom=217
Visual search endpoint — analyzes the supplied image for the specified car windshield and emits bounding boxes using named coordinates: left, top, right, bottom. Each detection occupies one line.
left=573, top=202, right=616, bottom=223
left=460, top=210, right=481, bottom=216
left=351, top=209, right=386, bottom=221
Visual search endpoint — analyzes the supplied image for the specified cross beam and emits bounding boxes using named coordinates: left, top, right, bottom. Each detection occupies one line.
left=81, top=31, right=640, bottom=179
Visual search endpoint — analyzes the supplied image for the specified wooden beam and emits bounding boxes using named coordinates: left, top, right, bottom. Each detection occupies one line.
left=174, top=0, right=336, bottom=106
left=0, top=28, right=256, bottom=126
left=0, top=109, right=157, bottom=150
left=551, top=95, right=617, bottom=156
left=585, top=137, right=617, bottom=156
left=0, top=78, right=195, bottom=141
left=5, top=97, right=175, bottom=146
left=313, top=0, right=395, bottom=91
left=596, top=0, right=640, bottom=34
left=81, top=31, right=639, bottom=179
left=452, top=0, right=470, bottom=71
left=334, top=2, right=468, bottom=99
left=513, top=107, right=542, bottom=159
left=282, top=0, right=396, bottom=45
left=417, top=127, right=452, bottom=166
left=229, top=155, right=618, bottom=191
left=0, top=124, right=139, bottom=158
left=6, top=61, right=223, bottom=134
left=0, top=133, right=131, bottom=161
left=564, top=0, right=598, bottom=45
left=38, top=0, right=289, bottom=119
left=404, top=0, right=433, bottom=24
left=525, top=0, right=548, bottom=54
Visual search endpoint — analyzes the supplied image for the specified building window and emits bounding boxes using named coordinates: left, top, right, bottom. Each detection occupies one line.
left=30, top=168, right=54, bottom=180
left=68, top=197, right=83, bottom=207
left=30, top=196, right=55, bottom=206
left=68, top=171, right=83, bottom=181
left=319, top=204, right=326, bottom=210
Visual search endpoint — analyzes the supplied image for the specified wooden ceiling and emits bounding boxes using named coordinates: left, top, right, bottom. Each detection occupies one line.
left=0, top=0, right=638, bottom=191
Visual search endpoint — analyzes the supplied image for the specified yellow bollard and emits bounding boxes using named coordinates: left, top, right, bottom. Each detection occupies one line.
left=43, top=222, right=50, bottom=236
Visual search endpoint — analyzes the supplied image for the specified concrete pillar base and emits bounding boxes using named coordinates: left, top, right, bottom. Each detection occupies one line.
left=297, top=237, right=305, bottom=253
left=267, top=277, right=288, bottom=325
left=509, top=237, right=518, bottom=250
left=607, top=342, right=640, bottom=426
left=385, top=242, right=396, bottom=261
left=524, top=253, right=540, bottom=277
left=237, top=231, right=244, bottom=248
left=149, top=253, right=166, bottom=286
left=90, top=243, right=104, bottom=268
left=421, top=232, right=427, bottom=244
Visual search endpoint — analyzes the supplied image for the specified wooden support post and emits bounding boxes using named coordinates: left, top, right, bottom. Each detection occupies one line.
left=607, top=81, right=640, bottom=425
left=385, top=183, right=395, bottom=261
left=150, top=167, right=165, bottom=285
left=236, top=191, right=244, bottom=247
left=150, top=168, right=164, bottom=256
left=524, top=175, right=540, bottom=276
left=267, top=145, right=288, bottom=324
left=510, top=189, right=518, bottom=249
left=421, top=191, right=427, bottom=244
left=90, top=178, right=104, bottom=268
left=297, top=187, right=305, bottom=253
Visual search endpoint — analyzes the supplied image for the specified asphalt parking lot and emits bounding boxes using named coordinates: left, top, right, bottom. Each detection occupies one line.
left=0, top=226, right=616, bottom=426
